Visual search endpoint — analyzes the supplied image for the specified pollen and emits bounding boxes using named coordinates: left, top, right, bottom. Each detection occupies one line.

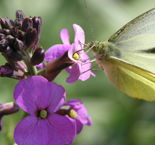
left=73, top=53, right=80, bottom=60
left=69, top=109, right=77, bottom=118
left=40, top=109, right=47, bottom=118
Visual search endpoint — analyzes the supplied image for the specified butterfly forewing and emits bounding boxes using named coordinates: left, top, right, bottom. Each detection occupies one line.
left=108, top=7, right=155, bottom=43
left=106, top=7, right=155, bottom=75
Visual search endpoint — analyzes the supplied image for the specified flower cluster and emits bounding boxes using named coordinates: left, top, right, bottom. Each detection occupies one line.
left=0, top=10, right=44, bottom=79
left=0, top=10, right=94, bottom=145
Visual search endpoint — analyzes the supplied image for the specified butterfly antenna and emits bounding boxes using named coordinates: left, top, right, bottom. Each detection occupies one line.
left=84, top=0, right=95, bottom=41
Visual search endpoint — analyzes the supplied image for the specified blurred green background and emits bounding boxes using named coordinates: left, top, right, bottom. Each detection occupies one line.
left=1, top=0, right=155, bottom=144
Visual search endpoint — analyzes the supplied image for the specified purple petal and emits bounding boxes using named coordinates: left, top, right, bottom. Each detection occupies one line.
left=64, top=99, right=83, bottom=110
left=14, top=115, right=50, bottom=145
left=65, top=99, right=83, bottom=106
left=67, top=44, right=95, bottom=82
left=66, top=64, right=80, bottom=83
left=60, top=29, right=70, bottom=45
left=67, top=43, right=78, bottom=63
left=45, top=44, right=71, bottom=62
left=86, top=116, right=92, bottom=126
left=47, top=114, right=76, bottom=145
left=65, top=99, right=92, bottom=126
left=76, top=105, right=92, bottom=125
left=0, top=116, right=2, bottom=131
left=14, top=76, right=51, bottom=114
left=47, top=82, right=66, bottom=113
left=36, top=62, right=45, bottom=69
left=73, top=24, right=85, bottom=51
left=79, top=52, right=96, bottom=81
left=0, top=104, right=2, bottom=109
left=76, top=119, right=83, bottom=134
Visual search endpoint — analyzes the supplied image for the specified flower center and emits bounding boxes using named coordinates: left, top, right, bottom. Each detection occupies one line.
left=69, top=109, right=77, bottom=118
left=73, top=53, right=80, bottom=60
left=40, top=109, right=47, bottom=118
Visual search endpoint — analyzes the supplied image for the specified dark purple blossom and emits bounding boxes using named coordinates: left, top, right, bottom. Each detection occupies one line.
left=0, top=10, right=44, bottom=79
left=14, top=76, right=76, bottom=145
left=43, top=24, right=95, bottom=83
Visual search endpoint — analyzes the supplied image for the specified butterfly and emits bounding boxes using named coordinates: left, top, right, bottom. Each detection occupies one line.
left=87, top=8, right=155, bottom=101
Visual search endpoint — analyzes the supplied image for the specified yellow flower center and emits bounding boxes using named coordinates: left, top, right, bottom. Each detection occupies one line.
left=40, top=109, right=47, bottom=118
left=69, top=109, right=77, bottom=118
left=73, top=53, right=80, bottom=60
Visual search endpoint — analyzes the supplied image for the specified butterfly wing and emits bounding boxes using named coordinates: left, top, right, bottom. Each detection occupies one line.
left=108, top=7, right=155, bottom=43
left=107, top=7, right=155, bottom=79
left=93, top=7, right=155, bottom=100
left=98, top=57, right=155, bottom=101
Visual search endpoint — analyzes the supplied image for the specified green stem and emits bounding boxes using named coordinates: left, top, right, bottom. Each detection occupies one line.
left=23, top=50, right=37, bottom=76
left=36, top=68, right=46, bottom=75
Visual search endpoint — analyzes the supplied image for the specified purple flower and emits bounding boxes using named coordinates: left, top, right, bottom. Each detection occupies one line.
left=0, top=102, right=19, bottom=131
left=64, top=99, right=92, bottom=134
left=43, top=24, right=95, bottom=83
left=14, top=76, right=76, bottom=145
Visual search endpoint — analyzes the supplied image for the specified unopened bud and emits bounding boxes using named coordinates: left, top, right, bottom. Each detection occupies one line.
left=5, top=18, right=14, bottom=30
left=14, top=18, right=22, bottom=28
left=42, top=51, right=74, bottom=82
left=16, top=10, right=25, bottom=21
left=5, top=48, right=23, bottom=62
left=0, top=39, right=9, bottom=52
left=30, top=47, right=45, bottom=65
left=0, top=63, right=25, bottom=79
left=0, top=18, right=7, bottom=29
left=6, top=35, right=16, bottom=47
left=16, top=29, right=25, bottom=41
left=0, top=102, right=19, bottom=131
left=25, top=27, right=37, bottom=48
left=32, top=17, right=42, bottom=44
left=22, top=18, right=33, bottom=32
left=0, top=102, right=19, bottom=115
left=14, top=38, right=25, bottom=51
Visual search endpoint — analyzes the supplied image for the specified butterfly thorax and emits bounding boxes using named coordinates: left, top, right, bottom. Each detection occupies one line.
left=87, top=41, right=121, bottom=60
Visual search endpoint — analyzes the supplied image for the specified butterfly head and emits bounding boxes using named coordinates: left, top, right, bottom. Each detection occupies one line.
left=87, top=41, right=105, bottom=54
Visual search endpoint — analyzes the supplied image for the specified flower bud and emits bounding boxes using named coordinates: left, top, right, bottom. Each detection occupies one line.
left=32, top=17, right=42, bottom=45
left=14, top=18, right=22, bottom=28
left=25, top=27, right=37, bottom=48
left=0, top=64, right=14, bottom=77
left=30, top=47, right=45, bottom=65
left=14, top=38, right=25, bottom=51
left=6, top=35, right=16, bottom=47
left=0, top=63, right=25, bottom=79
left=5, top=18, right=14, bottom=30
left=3, top=47, right=23, bottom=63
left=0, top=39, right=9, bottom=52
left=16, top=10, right=25, bottom=21
left=0, top=102, right=19, bottom=115
left=22, top=18, right=33, bottom=32
left=0, top=102, right=19, bottom=131
left=0, top=33, right=5, bottom=40
left=16, top=29, right=25, bottom=41
left=43, top=51, right=74, bottom=82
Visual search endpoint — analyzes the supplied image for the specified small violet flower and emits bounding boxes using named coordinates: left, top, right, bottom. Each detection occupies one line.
left=43, top=24, right=95, bottom=83
left=65, top=99, right=92, bottom=134
left=0, top=102, right=19, bottom=131
left=14, top=76, right=76, bottom=145
left=56, top=99, right=92, bottom=134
